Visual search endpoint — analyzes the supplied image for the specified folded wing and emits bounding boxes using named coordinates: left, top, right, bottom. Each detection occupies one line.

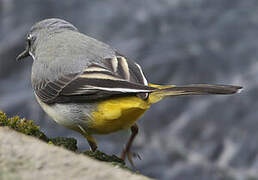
left=34, top=55, right=156, bottom=104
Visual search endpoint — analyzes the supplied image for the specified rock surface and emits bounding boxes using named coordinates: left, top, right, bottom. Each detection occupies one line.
left=0, top=0, right=257, bottom=179
left=0, top=127, right=151, bottom=180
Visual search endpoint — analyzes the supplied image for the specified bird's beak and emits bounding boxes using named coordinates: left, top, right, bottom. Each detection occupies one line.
left=16, top=42, right=30, bottom=61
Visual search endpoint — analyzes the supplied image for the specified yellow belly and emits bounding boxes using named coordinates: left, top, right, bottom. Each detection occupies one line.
left=90, top=96, right=151, bottom=134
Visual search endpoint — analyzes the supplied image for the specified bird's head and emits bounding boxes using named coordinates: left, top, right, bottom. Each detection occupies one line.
left=16, top=18, right=78, bottom=61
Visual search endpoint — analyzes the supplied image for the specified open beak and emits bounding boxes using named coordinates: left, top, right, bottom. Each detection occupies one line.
left=16, top=41, right=30, bottom=61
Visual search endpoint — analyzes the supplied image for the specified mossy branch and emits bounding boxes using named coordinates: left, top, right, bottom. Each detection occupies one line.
left=0, top=111, right=127, bottom=169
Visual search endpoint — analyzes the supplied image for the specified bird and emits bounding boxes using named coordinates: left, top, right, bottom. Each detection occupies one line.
left=16, top=18, right=242, bottom=166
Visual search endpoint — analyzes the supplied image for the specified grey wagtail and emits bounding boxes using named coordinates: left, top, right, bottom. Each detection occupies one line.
left=17, top=18, right=242, bottom=165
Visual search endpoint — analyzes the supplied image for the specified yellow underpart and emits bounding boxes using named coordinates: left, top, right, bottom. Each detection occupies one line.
left=91, top=96, right=151, bottom=134
left=90, top=83, right=175, bottom=134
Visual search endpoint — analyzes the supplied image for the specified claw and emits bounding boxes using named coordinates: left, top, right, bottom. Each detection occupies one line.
left=132, top=152, right=141, bottom=160
left=127, top=151, right=135, bottom=168
left=121, top=149, right=140, bottom=168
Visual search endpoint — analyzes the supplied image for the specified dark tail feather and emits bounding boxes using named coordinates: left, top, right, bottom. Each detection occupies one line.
left=149, top=84, right=242, bottom=103
left=160, top=84, right=243, bottom=95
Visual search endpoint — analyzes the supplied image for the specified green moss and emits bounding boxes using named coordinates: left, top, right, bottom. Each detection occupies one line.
left=0, top=111, right=77, bottom=151
left=0, top=111, right=48, bottom=141
left=83, top=150, right=128, bottom=169
left=0, top=111, right=129, bottom=169
left=49, top=137, right=77, bottom=151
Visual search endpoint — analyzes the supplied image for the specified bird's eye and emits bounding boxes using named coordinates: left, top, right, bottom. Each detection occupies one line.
left=27, top=34, right=32, bottom=40
left=26, top=34, right=33, bottom=46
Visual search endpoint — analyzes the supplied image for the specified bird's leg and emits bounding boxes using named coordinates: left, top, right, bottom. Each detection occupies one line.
left=78, top=125, right=98, bottom=151
left=121, top=123, right=139, bottom=167
left=85, top=134, right=98, bottom=152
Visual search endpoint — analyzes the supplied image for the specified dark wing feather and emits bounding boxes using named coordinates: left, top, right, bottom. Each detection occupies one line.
left=60, top=78, right=155, bottom=95
left=34, top=74, right=78, bottom=103
left=35, top=56, right=155, bottom=104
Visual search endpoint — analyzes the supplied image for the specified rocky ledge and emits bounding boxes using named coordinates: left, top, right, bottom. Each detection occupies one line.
left=0, top=111, right=151, bottom=180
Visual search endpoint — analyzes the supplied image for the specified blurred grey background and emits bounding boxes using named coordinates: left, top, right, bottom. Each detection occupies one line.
left=0, top=0, right=257, bottom=179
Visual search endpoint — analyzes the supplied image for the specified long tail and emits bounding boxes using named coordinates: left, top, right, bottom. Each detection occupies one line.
left=148, top=84, right=242, bottom=104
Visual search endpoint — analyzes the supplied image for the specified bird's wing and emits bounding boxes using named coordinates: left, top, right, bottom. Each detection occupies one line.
left=34, top=54, right=156, bottom=104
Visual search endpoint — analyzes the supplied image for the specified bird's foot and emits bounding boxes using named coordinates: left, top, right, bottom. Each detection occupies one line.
left=121, top=149, right=141, bottom=168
